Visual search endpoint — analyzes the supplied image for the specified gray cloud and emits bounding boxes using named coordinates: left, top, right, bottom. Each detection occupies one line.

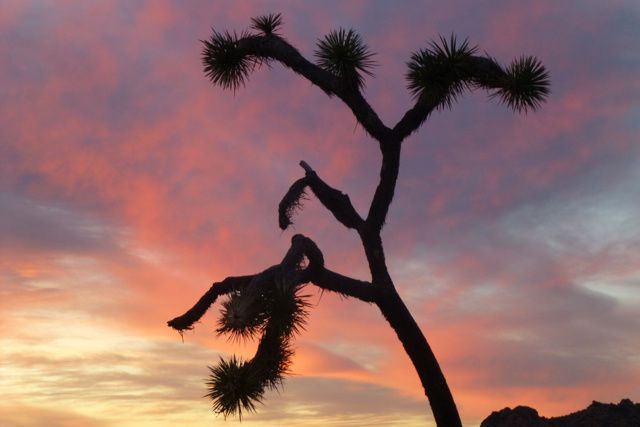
left=242, top=377, right=432, bottom=426
left=0, top=192, right=121, bottom=255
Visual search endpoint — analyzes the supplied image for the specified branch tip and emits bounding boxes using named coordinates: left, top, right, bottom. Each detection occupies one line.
left=299, top=160, right=313, bottom=173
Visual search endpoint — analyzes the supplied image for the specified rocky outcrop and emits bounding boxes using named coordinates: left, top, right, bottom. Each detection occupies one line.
left=481, top=399, right=639, bottom=427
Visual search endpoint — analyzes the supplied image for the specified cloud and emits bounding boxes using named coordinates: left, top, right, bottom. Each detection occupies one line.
left=292, top=343, right=371, bottom=380
left=252, top=377, right=432, bottom=426
left=0, top=404, right=110, bottom=427
left=0, top=192, right=121, bottom=254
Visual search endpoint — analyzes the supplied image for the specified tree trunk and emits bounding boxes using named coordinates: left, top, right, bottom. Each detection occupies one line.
left=360, top=216, right=461, bottom=426
left=376, top=283, right=462, bottom=427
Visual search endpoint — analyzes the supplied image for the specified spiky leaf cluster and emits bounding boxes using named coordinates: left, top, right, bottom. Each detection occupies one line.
left=206, top=332, right=295, bottom=419
left=208, top=273, right=310, bottom=418
left=491, top=55, right=550, bottom=112
left=216, top=277, right=309, bottom=340
left=406, top=35, right=478, bottom=109
left=315, top=28, right=376, bottom=90
left=202, top=30, right=257, bottom=91
left=216, top=289, right=268, bottom=340
left=267, top=278, right=311, bottom=337
left=250, top=13, right=283, bottom=35
left=251, top=327, right=294, bottom=390
left=206, top=357, right=263, bottom=419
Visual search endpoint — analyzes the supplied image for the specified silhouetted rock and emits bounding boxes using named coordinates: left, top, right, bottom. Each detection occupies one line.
left=481, top=399, right=640, bottom=427
left=481, top=405, right=548, bottom=427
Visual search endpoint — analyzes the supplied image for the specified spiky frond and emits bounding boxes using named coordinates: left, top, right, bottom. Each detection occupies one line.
left=278, top=178, right=308, bottom=230
left=406, top=35, right=478, bottom=109
left=315, top=28, right=376, bottom=90
left=266, top=279, right=311, bottom=338
left=216, top=290, right=268, bottom=341
left=491, top=55, right=550, bottom=113
left=206, top=357, right=263, bottom=419
left=250, top=13, right=283, bottom=35
left=207, top=290, right=303, bottom=418
left=251, top=330, right=294, bottom=390
left=207, top=240, right=315, bottom=420
left=202, top=30, right=256, bottom=91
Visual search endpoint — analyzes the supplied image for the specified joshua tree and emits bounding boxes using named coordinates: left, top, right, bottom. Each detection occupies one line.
left=168, top=13, right=549, bottom=426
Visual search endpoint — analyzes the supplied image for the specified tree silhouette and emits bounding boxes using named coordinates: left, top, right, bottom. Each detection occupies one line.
left=168, top=13, right=549, bottom=426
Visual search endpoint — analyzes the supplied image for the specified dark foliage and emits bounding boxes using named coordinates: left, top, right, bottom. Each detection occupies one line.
left=266, top=280, right=311, bottom=337
left=216, top=289, right=268, bottom=341
left=207, top=270, right=309, bottom=418
left=251, top=13, right=283, bottom=36
left=315, top=28, right=376, bottom=90
left=490, top=55, right=550, bottom=112
left=205, top=356, right=263, bottom=419
left=252, top=327, right=295, bottom=390
left=202, top=30, right=256, bottom=91
left=406, top=35, right=478, bottom=109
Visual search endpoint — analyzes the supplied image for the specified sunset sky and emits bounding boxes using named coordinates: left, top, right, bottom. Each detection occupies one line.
left=1, top=1, right=639, bottom=426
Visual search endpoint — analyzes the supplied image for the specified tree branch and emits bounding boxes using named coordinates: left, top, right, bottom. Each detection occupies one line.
left=312, top=268, right=376, bottom=302
left=290, top=233, right=324, bottom=282
left=167, top=274, right=257, bottom=331
left=290, top=234, right=375, bottom=303
left=278, top=177, right=308, bottom=230
left=392, top=55, right=510, bottom=141
left=278, top=162, right=364, bottom=231
left=300, top=161, right=364, bottom=230
left=234, top=35, right=392, bottom=141
left=366, top=143, right=401, bottom=232
left=168, top=234, right=325, bottom=332
left=392, top=97, right=440, bottom=141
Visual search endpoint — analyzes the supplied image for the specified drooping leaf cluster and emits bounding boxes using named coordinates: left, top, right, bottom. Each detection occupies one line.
left=278, top=177, right=308, bottom=230
left=206, top=356, right=263, bottom=418
left=206, top=269, right=310, bottom=419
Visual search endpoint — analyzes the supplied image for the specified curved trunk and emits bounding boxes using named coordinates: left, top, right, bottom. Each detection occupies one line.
left=360, top=230, right=461, bottom=426
left=359, top=139, right=461, bottom=426
left=376, top=284, right=462, bottom=427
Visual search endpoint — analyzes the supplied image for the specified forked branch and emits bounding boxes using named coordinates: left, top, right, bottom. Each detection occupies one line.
left=202, top=30, right=391, bottom=141
left=393, top=36, right=549, bottom=140
left=167, top=274, right=257, bottom=331
left=168, top=234, right=374, bottom=333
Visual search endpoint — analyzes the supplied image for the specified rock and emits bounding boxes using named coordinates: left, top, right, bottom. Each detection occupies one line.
left=481, top=405, right=549, bottom=427
left=481, top=399, right=640, bottom=427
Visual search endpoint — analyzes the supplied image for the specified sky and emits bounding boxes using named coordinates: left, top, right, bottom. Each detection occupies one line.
left=1, top=1, right=639, bottom=426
